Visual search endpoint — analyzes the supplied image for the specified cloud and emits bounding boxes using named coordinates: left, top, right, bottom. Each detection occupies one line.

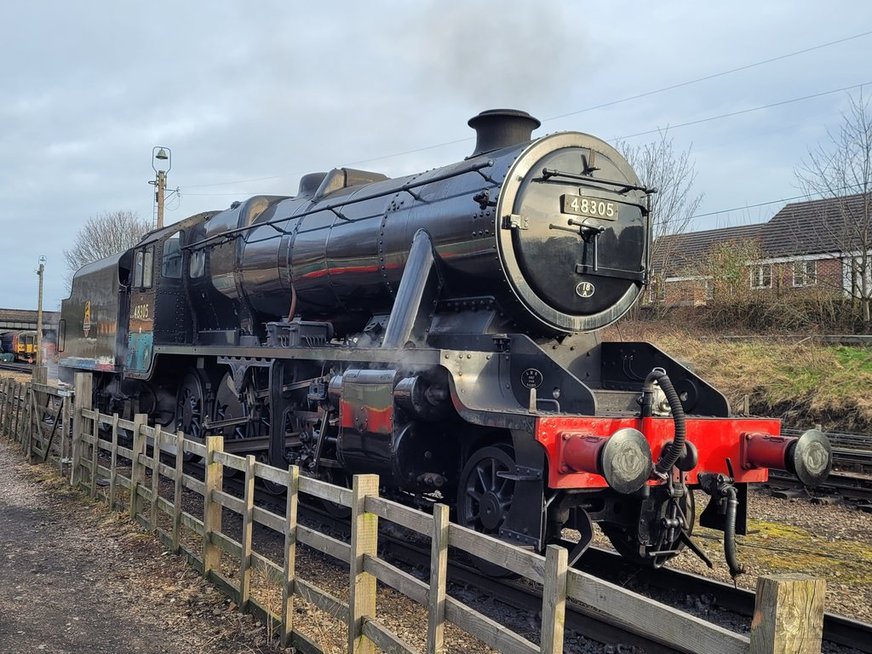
left=2, top=0, right=872, bottom=312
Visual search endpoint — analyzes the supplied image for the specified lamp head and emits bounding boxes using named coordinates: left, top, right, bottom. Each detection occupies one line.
left=152, top=145, right=172, bottom=173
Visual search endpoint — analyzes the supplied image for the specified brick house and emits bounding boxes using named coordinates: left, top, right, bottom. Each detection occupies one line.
left=649, top=193, right=872, bottom=307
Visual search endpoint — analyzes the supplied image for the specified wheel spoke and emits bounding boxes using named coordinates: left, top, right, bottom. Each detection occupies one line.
left=476, top=466, right=489, bottom=491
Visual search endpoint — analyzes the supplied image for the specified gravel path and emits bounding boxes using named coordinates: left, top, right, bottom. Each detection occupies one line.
left=0, top=438, right=288, bottom=654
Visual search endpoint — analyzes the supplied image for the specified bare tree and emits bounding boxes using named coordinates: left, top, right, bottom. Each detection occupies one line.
left=620, top=129, right=703, bottom=241
left=619, top=130, right=703, bottom=311
left=796, top=93, right=872, bottom=326
left=64, top=210, right=151, bottom=284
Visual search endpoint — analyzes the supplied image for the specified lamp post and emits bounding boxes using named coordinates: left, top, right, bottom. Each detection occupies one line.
left=35, top=255, right=45, bottom=369
left=151, top=146, right=172, bottom=229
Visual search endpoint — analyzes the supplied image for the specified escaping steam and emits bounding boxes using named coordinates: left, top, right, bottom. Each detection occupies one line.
left=408, top=1, right=582, bottom=107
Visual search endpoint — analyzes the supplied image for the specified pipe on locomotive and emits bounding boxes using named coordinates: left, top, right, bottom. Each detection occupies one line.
left=381, top=230, right=439, bottom=349
left=641, top=368, right=688, bottom=476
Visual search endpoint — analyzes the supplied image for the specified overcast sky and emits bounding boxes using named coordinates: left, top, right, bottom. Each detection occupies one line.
left=2, top=1, right=871, bottom=311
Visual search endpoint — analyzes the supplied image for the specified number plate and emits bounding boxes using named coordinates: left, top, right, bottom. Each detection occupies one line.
left=561, top=194, right=617, bottom=221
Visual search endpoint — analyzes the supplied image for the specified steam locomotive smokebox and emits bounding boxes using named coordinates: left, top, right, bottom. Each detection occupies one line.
left=266, top=320, right=333, bottom=348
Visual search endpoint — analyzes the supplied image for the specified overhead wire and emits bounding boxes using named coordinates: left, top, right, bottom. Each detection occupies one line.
left=346, top=29, right=872, bottom=165
left=612, top=81, right=870, bottom=142
left=180, top=81, right=869, bottom=200
left=543, top=29, right=872, bottom=122
left=180, top=28, right=872, bottom=184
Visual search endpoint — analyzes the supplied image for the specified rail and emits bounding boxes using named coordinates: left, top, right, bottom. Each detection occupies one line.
left=0, top=371, right=828, bottom=654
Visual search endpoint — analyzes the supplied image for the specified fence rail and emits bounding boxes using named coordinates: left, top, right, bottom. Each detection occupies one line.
left=0, top=371, right=827, bottom=654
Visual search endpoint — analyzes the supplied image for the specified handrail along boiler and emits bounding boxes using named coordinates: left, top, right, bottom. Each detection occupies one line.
left=58, top=110, right=832, bottom=574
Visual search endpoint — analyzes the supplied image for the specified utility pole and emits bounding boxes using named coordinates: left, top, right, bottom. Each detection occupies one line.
left=151, top=146, right=172, bottom=229
left=155, top=168, right=167, bottom=229
left=36, top=255, right=45, bottom=368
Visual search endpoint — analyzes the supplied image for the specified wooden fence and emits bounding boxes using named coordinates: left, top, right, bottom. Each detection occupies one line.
left=0, top=372, right=827, bottom=654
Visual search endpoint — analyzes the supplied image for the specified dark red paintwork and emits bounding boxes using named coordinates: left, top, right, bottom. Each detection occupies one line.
left=536, top=415, right=779, bottom=489
left=561, top=434, right=608, bottom=474
left=741, top=432, right=796, bottom=470
left=339, top=400, right=394, bottom=435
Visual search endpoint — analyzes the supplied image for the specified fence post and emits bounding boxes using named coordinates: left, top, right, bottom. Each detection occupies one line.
left=16, top=383, right=25, bottom=445
left=0, top=379, right=7, bottom=435
left=5, top=380, right=14, bottom=438
left=0, top=379, right=6, bottom=432
left=281, top=465, right=299, bottom=647
left=71, top=374, right=92, bottom=488
left=172, top=430, right=184, bottom=553
left=129, top=414, right=148, bottom=519
left=28, top=385, right=37, bottom=460
left=89, top=411, right=99, bottom=498
left=11, top=382, right=20, bottom=441
left=202, top=435, right=224, bottom=580
left=150, top=427, right=162, bottom=531
left=750, top=574, right=826, bottom=654
left=239, top=455, right=256, bottom=609
left=23, top=384, right=33, bottom=456
left=18, top=382, right=25, bottom=443
left=108, top=414, right=119, bottom=510
left=540, top=545, right=568, bottom=654
left=58, top=391, right=69, bottom=473
left=427, top=503, right=449, bottom=654
left=348, top=474, right=379, bottom=654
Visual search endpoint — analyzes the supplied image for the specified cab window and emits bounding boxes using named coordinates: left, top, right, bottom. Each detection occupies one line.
left=133, top=246, right=155, bottom=289
left=133, top=250, right=144, bottom=287
left=143, top=246, right=154, bottom=288
left=189, top=250, right=205, bottom=278
left=162, top=232, right=182, bottom=279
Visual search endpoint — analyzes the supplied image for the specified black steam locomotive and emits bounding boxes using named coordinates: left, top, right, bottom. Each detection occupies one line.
left=58, top=110, right=831, bottom=573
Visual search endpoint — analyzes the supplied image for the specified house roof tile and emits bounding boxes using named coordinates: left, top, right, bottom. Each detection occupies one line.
left=652, top=192, right=871, bottom=277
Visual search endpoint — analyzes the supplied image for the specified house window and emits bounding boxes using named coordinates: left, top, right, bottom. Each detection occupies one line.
left=792, top=260, right=817, bottom=287
left=704, top=279, right=714, bottom=301
left=844, top=255, right=872, bottom=297
left=751, top=264, right=772, bottom=289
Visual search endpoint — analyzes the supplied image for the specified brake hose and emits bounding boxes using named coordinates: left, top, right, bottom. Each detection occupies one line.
left=642, top=368, right=687, bottom=475
left=723, top=485, right=745, bottom=579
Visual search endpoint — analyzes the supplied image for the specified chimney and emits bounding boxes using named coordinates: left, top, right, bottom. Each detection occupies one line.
left=468, top=109, right=541, bottom=157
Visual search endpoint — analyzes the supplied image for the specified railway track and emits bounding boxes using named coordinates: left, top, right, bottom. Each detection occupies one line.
left=299, top=499, right=692, bottom=653
left=24, top=404, right=872, bottom=651
left=766, top=469, right=872, bottom=504
left=244, top=480, right=872, bottom=653
left=573, top=547, right=872, bottom=653
left=0, top=361, right=32, bottom=373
